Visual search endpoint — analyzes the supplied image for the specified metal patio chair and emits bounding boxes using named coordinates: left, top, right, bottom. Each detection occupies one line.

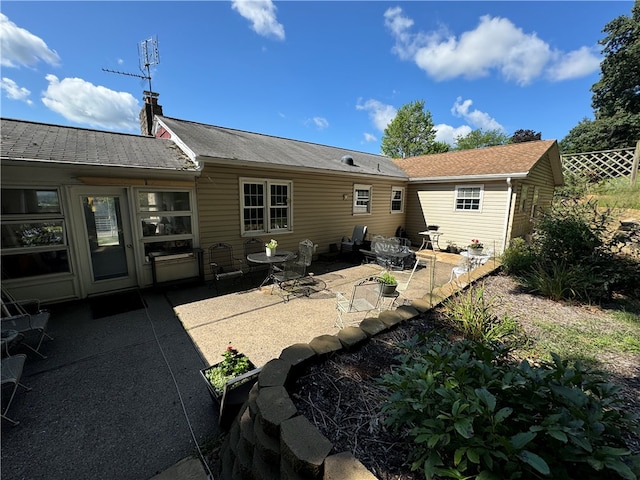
left=1, top=354, right=31, bottom=426
left=341, top=225, right=367, bottom=260
left=271, top=254, right=307, bottom=301
left=335, top=276, right=382, bottom=328
left=243, top=237, right=269, bottom=279
left=1, top=287, right=52, bottom=359
left=209, top=243, right=245, bottom=293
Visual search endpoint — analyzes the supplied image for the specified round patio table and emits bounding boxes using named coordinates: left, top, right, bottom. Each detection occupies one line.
left=247, top=251, right=294, bottom=286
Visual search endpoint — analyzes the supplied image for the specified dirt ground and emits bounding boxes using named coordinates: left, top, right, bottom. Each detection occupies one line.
left=291, top=273, right=640, bottom=479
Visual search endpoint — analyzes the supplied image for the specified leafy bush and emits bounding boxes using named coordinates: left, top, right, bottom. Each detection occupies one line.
left=501, top=237, right=536, bottom=277
left=440, top=284, right=523, bottom=347
left=505, top=198, right=638, bottom=302
left=379, top=337, right=640, bottom=480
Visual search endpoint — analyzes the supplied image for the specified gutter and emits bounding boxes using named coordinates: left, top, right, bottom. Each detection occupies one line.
left=409, top=172, right=528, bottom=183
left=502, top=177, right=514, bottom=253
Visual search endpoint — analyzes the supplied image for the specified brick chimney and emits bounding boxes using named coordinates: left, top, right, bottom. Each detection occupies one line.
left=139, top=91, right=163, bottom=136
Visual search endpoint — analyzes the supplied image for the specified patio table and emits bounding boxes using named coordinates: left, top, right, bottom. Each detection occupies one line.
left=418, top=230, right=443, bottom=251
left=247, top=250, right=294, bottom=287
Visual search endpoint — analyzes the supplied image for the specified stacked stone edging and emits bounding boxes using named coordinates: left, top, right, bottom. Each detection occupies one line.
left=216, top=261, right=500, bottom=479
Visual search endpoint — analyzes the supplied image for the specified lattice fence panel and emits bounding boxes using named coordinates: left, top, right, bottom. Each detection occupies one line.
left=561, top=146, right=638, bottom=181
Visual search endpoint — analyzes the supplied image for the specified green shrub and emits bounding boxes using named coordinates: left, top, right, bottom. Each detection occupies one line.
left=379, top=338, right=640, bottom=480
left=501, top=237, right=536, bottom=277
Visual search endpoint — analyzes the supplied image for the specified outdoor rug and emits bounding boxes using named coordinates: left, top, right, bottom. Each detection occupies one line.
left=89, top=290, right=147, bottom=319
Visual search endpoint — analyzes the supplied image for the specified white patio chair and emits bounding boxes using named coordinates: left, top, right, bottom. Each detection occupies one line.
left=335, top=277, right=382, bottom=328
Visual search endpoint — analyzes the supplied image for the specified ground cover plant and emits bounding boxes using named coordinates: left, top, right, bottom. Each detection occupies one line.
left=379, top=335, right=638, bottom=480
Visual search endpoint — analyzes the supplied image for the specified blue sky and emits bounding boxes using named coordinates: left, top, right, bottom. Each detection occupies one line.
left=0, top=1, right=633, bottom=155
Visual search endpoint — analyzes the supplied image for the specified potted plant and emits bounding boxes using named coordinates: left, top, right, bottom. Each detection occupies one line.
left=467, top=239, right=484, bottom=255
left=265, top=239, right=278, bottom=257
left=200, top=345, right=261, bottom=428
left=377, top=270, right=398, bottom=295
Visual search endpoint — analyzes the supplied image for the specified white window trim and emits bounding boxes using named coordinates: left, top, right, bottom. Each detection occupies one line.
left=134, top=188, right=197, bottom=262
left=454, top=184, right=483, bottom=212
left=391, top=186, right=405, bottom=213
left=240, top=177, right=293, bottom=235
left=530, top=186, right=540, bottom=219
left=353, top=184, right=372, bottom=215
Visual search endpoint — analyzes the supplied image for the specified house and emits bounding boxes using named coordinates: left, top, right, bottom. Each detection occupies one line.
left=1, top=98, right=409, bottom=303
left=0, top=116, right=202, bottom=302
left=152, top=115, right=409, bottom=271
left=1, top=94, right=562, bottom=303
left=393, top=140, right=564, bottom=254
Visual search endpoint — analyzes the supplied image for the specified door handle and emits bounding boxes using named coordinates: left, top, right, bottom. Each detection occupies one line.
left=126, top=244, right=133, bottom=249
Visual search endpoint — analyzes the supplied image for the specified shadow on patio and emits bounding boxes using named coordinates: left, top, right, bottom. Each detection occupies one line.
left=164, top=252, right=463, bottom=368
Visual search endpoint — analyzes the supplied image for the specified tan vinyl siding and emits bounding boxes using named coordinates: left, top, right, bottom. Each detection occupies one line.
left=196, top=163, right=407, bottom=277
left=510, top=153, right=557, bottom=241
left=405, top=181, right=509, bottom=254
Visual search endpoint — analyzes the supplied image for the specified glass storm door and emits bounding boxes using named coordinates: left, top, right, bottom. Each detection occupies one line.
left=79, top=192, right=136, bottom=293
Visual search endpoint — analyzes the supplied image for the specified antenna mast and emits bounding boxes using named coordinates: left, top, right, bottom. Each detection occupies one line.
left=102, top=35, right=160, bottom=97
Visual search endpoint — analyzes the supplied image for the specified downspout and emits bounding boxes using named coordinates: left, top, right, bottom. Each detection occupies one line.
left=502, top=177, right=514, bottom=254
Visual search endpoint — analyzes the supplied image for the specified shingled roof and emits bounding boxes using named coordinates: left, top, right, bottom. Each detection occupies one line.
left=393, top=140, right=562, bottom=183
left=156, top=116, right=407, bottom=178
left=1, top=118, right=196, bottom=172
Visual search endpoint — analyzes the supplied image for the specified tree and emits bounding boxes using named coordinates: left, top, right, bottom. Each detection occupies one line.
left=511, top=129, right=542, bottom=143
left=381, top=100, right=437, bottom=158
left=591, top=1, right=640, bottom=118
left=454, top=129, right=510, bottom=150
left=561, top=2, right=640, bottom=152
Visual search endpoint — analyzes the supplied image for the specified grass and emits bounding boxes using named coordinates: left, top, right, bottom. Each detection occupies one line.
left=517, top=308, right=640, bottom=367
left=589, top=177, right=640, bottom=210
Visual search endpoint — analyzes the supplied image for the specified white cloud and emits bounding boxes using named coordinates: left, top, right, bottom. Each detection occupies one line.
left=1, top=77, right=32, bottom=105
left=547, top=46, right=601, bottom=81
left=307, top=116, right=329, bottom=130
left=0, top=13, right=60, bottom=68
left=42, top=74, right=139, bottom=131
left=451, top=97, right=504, bottom=131
left=384, top=7, right=599, bottom=85
left=232, top=0, right=285, bottom=41
left=363, top=132, right=377, bottom=143
left=356, top=98, right=397, bottom=131
left=434, top=124, right=471, bottom=146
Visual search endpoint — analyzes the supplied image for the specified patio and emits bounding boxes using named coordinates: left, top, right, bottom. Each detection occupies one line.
left=167, top=251, right=461, bottom=367
left=0, top=251, right=465, bottom=480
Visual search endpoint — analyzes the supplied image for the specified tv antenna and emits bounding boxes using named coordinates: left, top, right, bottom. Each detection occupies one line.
left=102, top=35, right=160, bottom=96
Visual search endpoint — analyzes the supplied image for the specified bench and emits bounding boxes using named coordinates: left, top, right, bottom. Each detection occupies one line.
left=360, top=235, right=416, bottom=270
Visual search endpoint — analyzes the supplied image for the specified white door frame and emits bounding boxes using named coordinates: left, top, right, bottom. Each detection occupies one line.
left=69, top=186, right=138, bottom=296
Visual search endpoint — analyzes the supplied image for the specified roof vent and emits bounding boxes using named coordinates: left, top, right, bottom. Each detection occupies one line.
left=341, top=155, right=354, bottom=166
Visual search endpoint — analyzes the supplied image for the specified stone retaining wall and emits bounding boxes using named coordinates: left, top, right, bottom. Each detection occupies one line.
left=216, top=262, right=499, bottom=479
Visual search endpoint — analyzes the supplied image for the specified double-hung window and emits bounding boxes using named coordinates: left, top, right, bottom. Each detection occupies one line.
left=353, top=184, right=372, bottom=215
left=1, top=188, right=70, bottom=279
left=391, top=186, right=404, bottom=213
left=241, top=178, right=292, bottom=234
left=455, top=185, right=482, bottom=211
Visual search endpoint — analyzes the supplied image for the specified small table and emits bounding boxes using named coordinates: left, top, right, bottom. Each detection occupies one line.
left=247, top=251, right=294, bottom=286
left=418, top=230, right=442, bottom=251
left=460, top=250, right=490, bottom=268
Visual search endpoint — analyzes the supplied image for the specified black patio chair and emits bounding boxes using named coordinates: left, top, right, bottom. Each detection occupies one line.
left=209, top=243, right=245, bottom=294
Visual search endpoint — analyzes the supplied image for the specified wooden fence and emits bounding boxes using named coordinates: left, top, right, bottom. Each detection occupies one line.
left=561, top=141, right=640, bottom=184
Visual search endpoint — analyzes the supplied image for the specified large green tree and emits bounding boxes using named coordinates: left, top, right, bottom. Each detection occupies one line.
left=381, top=100, right=437, bottom=158
left=511, top=129, right=542, bottom=143
left=561, top=1, right=640, bottom=153
left=454, top=129, right=510, bottom=150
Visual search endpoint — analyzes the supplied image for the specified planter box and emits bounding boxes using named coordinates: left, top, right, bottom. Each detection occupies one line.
left=200, top=358, right=262, bottom=429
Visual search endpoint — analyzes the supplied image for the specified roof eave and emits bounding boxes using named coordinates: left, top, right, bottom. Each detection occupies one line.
left=408, top=173, right=528, bottom=183
left=199, top=156, right=408, bottom=180
left=0, top=157, right=200, bottom=175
